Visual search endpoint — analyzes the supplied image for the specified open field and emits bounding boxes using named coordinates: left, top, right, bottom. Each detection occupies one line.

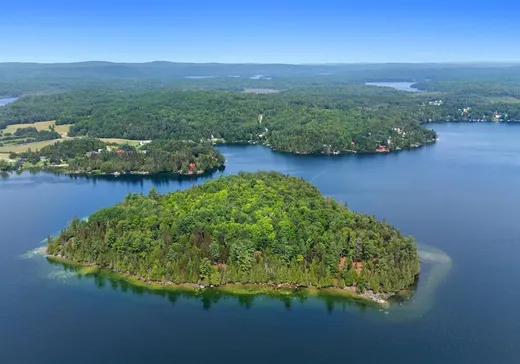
left=486, top=97, right=520, bottom=104
left=0, top=139, right=61, bottom=153
left=99, top=138, right=143, bottom=146
left=2, top=121, right=70, bottom=137
left=0, top=153, right=10, bottom=160
left=0, top=136, right=145, bottom=154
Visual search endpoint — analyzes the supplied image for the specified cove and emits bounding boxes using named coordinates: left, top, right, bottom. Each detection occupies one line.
left=2, top=123, right=520, bottom=363
left=0, top=97, right=18, bottom=106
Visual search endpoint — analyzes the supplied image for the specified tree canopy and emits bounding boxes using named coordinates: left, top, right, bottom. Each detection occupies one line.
left=10, top=138, right=225, bottom=175
left=0, top=88, right=437, bottom=154
left=48, top=171, right=420, bottom=293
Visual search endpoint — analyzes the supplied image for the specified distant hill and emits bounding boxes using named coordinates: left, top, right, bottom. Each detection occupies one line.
left=2, top=61, right=520, bottom=98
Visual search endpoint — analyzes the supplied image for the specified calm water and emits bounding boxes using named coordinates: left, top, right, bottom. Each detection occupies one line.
left=366, top=81, right=420, bottom=92
left=0, top=97, right=18, bottom=106
left=1, top=123, right=520, bottom=363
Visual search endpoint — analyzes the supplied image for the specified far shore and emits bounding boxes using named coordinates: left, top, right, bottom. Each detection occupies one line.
left=46, top=254, right=390, bottom=306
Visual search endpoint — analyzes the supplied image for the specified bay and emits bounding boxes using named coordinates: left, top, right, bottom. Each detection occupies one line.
left=365, top=81, right=420, bottom=92
left=1, top=123, right=520, bottom=363
left=0, top=97, right=18, bottom=106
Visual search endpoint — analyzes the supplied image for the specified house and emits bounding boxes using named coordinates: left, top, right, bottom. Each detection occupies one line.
left=189, top=163, right=196, bottom=170
left=115, top=149, right=125, bottom=154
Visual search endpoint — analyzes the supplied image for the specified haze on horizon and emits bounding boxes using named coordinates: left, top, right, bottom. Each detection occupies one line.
left=1, top=0, right=519, bottom=64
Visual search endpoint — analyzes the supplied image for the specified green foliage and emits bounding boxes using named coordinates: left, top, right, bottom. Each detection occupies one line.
left=10, top=137, right=225, bottom=174
left=48, top=171, right=420, bottom=293
left=0, top=88, right=437, bottom=154
left=0, top=126, right=60, bottom=145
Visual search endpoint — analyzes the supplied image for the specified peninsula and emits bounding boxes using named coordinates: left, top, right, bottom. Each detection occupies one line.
left=2, top=138, right=225, bottom=176
left=47, top=171, right=420, bottom=301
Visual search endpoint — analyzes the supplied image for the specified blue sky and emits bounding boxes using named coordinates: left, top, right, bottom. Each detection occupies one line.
left=0, top=0, right=519, bottom=63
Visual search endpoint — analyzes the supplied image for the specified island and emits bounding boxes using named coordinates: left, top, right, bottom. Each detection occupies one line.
left=2, top=138, right=225, bottom=175
left=47, top=171, right=420, bottom=303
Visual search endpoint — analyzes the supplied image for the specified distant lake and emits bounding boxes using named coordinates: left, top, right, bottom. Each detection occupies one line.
left=0, top=97, right=18, bottom=106
left=366, top=81, right=420, bottom=92
left=1, top=123, right=520, bottom=363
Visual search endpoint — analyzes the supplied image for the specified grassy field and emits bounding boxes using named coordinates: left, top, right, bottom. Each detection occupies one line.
left=486, top=97, right=520, bottom=104
left=0, top=153, right=10, bottom=160
left=2, top=121, right=70, bottom=137
left=0, top=136, right=144, bottom=154
left=100, top=138, right=143, bottom=146
left=0, top=139, right=61, bottom=153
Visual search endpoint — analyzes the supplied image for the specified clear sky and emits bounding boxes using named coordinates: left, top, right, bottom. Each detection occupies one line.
left=1, top=0, right=519, bottom=64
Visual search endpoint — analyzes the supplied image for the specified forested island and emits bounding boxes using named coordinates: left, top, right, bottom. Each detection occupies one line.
left=47, top=172, right=420, bottom=302
left=2, top=138, right=225, bottom=175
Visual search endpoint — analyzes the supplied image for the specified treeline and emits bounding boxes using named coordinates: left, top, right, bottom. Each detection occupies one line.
left=10, top=138, right=225, bottom=174
left=0, top=88, right=437, bottom=154
left=0, top=127, right=60, bottom=146
left=2, top=61, right=520, bottom=96
left=48, top=171, right=420, bottom=293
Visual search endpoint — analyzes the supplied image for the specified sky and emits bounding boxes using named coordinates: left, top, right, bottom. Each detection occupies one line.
left=0, top=0, right=519, bottom=64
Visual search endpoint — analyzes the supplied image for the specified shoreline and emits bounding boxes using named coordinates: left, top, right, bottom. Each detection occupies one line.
left=223, top=138, right=437, bottom=157
left=46, top=254, right=391, bottom=307
left=2, top=165, right=225, bottom=178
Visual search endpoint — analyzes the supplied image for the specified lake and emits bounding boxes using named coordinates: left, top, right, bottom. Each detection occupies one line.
left=0, top=97, right=18, bottom=106
left=366, top=81, right=420, bottom=92
left=1, top=123, right=520, bottom=363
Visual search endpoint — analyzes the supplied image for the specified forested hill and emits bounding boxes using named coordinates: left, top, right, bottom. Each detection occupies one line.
left=47, top=171, right=420, bottom=293
left=1, top=62, right=520, bottom=96
left=0, top=88, right=437, bottom=154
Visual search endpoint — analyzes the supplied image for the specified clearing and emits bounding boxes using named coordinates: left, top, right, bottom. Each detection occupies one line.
left=100, top=138, right=143, bottom=146
left=2, top=121, right=70, bottom=137
left=0, top=139, right=62, bottom=153
left=0, top=136, right=146, bottom=154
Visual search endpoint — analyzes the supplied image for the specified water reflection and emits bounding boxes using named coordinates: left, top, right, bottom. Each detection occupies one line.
left=47, top=259, right=378, bottom=314
left=43, top=243, right=451, bottom=318
left=9, top=167, right=226, bottom=187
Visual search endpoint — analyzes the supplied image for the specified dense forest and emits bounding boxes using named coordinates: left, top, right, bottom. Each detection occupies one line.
left=9, top=138, right=225, bottom=175
left=47, top=171, right=420, bottom=294
left=0, top=88, right=437, bottom=154
left=3, top=62, right=520, bottom=155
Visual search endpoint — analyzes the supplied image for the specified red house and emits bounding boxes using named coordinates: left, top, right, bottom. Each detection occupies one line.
left=115, top=149, right=125, bottom=154
left=189, top=163, right=196, bottom=170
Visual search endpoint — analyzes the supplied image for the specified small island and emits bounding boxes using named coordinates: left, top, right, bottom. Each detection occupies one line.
left=47, top=171, right=420, bottom=303
left=1, top=138, right=225, bottom=176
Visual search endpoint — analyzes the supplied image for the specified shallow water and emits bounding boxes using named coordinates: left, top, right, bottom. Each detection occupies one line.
left=1, top=123, right=520, bottom=363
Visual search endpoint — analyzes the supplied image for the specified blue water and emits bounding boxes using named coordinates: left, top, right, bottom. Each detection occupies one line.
left=1, top=123, right=520, bottom=363
left=366, top=81, right=419, bottom=92
left=0, top=97, right=18, bottom=106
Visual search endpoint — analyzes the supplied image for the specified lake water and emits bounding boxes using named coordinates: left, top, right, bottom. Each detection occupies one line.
left=1, top=123, right=520, bottom=363
left=0, top=97, right=18, bottom=106
left=366, top=81, right=420, bottom=92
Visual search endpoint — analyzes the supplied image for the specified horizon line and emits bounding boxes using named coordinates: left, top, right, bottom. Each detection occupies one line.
left=2, top=60, right=520, bottom=66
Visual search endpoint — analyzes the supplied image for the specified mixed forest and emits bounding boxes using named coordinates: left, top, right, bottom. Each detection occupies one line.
left=6, top=138, right=225, bottom=175
left=47, top=172, right=420, bottom=294
left=0, top=87, right=438, bottom=154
